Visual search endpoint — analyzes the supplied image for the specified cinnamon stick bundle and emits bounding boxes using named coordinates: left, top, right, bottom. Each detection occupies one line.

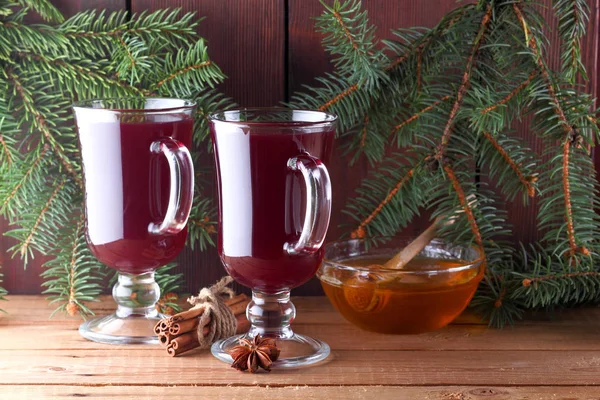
left=155, top=293, right=251, bottom=357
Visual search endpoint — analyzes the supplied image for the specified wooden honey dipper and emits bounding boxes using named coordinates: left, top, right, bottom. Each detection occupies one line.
left=342, top=219, right=442, bottom=313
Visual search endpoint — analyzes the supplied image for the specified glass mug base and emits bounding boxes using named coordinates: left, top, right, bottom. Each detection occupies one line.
left=211, top=333, right=330, bottom=368
left=211, top=289, right=330, bottom=368
left=78, top=271, right=164, bottom=345
left=79, top=312, right=164, bottom=345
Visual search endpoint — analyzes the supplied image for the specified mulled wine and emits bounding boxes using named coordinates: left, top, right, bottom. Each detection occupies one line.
left=73, top=98, right=195, bottom=345
left=78, top=116, right=193, bottom=274
left=210, top=109, right=336, bottom=368
left=211, top=119, right=335, bottom=292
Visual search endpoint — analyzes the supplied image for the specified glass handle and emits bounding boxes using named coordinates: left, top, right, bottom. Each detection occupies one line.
left=284, top=154, right=332, bottom=256
left=148, top=138, right=194, bottom=235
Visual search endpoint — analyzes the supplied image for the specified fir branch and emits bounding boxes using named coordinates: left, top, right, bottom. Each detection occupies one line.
left=351, top=165, right=416, bottom=239
left=435, top=4, right=492, bottom=161
left=18, top=178, right=65, bottom=260
left=1, top=144, right=48, bottom=213
left=317, top=0, right=386, bottom=87
left=561, top=140, right=579, bottom=256
left=16, top=0, right=63, bottom=23
left=42, top=213, right=105, bottom=318
left=6, top=69, right=82, bottom=186
left=319, top=83, right=359, bottom=111
left=153, top=39, right=225, bottom=96
left=513, top=3, right=589, bottom=257
left=359, top=115, right=368, bottom=148
left=480, top=70, right=537, bottom=115
left=384, top=4, right=472, bottom=72
left=553, top=0, right=589, bottom=82
left=393, top=95, right=450, bottom=133
left=443, top=163, right=484, bottom=251
left=66, top=215, right=84, bottom=316
left=482, top=131, right=537, bottom=198
left=61, top=9, right=196, bottom=41
left=14, top=51, right=146, bottom=97
left=0, top=133, right=13, bottom=168
left=155, top=60, right=211, bottom=89
left=522, top=271, right=600, bottom=287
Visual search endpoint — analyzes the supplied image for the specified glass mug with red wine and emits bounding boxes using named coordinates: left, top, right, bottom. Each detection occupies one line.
left=209, top=108, right=335, bottom=367
left=72, top=98, right=194, bottom=345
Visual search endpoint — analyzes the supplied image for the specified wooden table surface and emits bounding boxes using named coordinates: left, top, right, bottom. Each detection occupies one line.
left=1, top=296, right=600, bottom=399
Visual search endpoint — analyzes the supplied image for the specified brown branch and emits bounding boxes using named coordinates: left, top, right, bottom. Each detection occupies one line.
left=67, top=215, right=85, bottom=317
left=0, top=134, right=13, bottom=167
left=19, top=179, right=66, bottom=257
left=64, top=27, right=190, bottom=39
left=443, top=163, right=484, bottom=252
left=117, top=36, right=136, bottom=68
left=384, top=5, right=471, bottom=72
left=154, top=61, right=212, bottom=89
left=316, top=4, right=473, bottom=116
left=512, top=4, right=586, bottom=257
left=481, top=70, right=538, bottom=114
left=333, top=11, right=358, bottom=50
left=494, top=286, right=506, bottom=308
left=318, top=83, right=359, bottom=111
left=1, top=145, right=49, bottom=209
left=522, top=271, right=600, bottom=287
left=360, top=115, right=369, bottom=148
left=7, top=71, right=83, bottom=187
left=435, top=4, right=493, bottom=160
left=483, top=132, right=536, bottom=198
left=416, top=50, right=422, bottom=93
left=393, top=96, right=451, bottom=132
left=351, top=167, right=416, bottom=239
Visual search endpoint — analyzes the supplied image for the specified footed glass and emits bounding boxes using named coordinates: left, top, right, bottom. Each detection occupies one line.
left=72, top=98, right=195, bottom=345
left=209, top=109, right=335, bottom=367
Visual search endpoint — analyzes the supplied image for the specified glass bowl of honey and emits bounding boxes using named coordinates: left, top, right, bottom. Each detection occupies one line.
left=317, top=237, right=485, bottom=334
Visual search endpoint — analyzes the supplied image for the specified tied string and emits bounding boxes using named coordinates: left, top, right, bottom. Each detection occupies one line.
left=187, top=276, right=237, bottom=349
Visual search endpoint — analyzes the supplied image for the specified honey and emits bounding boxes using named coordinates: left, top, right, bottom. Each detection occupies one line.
left=319, top=254, right=483, bottom=334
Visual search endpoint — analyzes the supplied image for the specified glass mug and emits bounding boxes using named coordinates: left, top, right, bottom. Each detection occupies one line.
left=72, top=98, right=194, bottom=345
left=209, top=108, right=335, bottom=367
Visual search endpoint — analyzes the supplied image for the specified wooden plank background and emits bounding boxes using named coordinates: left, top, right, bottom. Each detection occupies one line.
left=1, top=0, right=599, bottom=296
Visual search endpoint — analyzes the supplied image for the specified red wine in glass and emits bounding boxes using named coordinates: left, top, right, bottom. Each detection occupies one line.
left=215, top=124, right=335, bottom=292
left=210, top=109, right=336, bottom=368
left=83, top=117, right=193, bottom=274
left=73, top=98, right=195, bottom=345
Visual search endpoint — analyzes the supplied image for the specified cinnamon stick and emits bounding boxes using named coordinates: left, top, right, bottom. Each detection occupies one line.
left=229, top=299, right=249, bottom=317
left=170, top=293, right=248, bottom=323
left=169, top=318, right=199, bottom=336
left=165, top=308, right=251, bottom=357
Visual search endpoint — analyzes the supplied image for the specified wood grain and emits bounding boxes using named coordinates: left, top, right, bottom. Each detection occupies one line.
left=2, top=296, right=600, bottom=352
left=2, top=296, right=600, bottom=397
left=3, top=385, right=600, bottom=400
left=3, top=348, right=600, bottom=386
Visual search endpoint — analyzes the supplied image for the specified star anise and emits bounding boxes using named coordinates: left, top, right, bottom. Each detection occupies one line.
left=228, top=334, right=280, bottom=373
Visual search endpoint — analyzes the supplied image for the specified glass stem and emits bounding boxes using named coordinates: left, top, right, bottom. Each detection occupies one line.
left=113, top=272, right=160, bottom=318
left=247, top=290, right=295, bottom=339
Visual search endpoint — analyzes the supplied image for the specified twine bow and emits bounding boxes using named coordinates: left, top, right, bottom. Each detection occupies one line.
left=187, top=276, right=237, bottom=349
